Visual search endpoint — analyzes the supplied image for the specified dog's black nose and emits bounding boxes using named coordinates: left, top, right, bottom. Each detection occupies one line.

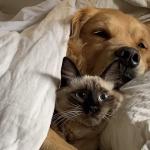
left=115, top=47, right=140, bottom=68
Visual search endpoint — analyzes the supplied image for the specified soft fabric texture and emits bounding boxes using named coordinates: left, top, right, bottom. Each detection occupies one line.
left=0, top=0, right=150, bottom=150
left=100, top=71, right=150, bottom=150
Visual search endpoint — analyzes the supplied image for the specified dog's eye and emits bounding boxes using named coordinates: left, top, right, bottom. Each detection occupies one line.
left=138, top=42, right=146, bottom=49
left=94, top=30, right=110, bottom=39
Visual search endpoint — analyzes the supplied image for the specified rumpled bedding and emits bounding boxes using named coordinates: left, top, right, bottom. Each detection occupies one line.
left=0, top=0, right=150, bottom=150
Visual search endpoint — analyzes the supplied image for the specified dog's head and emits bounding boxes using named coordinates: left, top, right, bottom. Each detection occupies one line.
left=67, top=8, right=150, bottom=87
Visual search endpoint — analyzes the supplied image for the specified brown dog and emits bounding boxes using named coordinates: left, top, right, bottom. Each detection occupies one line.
left=41, top=8, right=150, bottom=150
left=67, top=8, right=150, bottom=87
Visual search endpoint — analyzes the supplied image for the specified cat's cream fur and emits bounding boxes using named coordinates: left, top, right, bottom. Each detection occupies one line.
left=53, top=76, right=123, bottom=150
left=41, top=57, right=124, bottom=150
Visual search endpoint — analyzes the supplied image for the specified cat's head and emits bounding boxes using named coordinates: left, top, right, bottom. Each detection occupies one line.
left=55, top=57, right=123, bottom=127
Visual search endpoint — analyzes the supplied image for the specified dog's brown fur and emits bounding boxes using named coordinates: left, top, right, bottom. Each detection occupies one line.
left=67, top=8, right=150, bottom=76
left=40, top=129, right=77, bottom=150
left=41, top=8, right=150, bottom=150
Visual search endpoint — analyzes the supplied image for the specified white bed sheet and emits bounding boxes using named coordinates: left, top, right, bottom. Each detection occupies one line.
left=0, top=0, right=74, bottom=149
left=0, top=0, right=150, bottom=150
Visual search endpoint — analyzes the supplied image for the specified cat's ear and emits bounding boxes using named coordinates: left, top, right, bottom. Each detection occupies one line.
left=60, top=57, right=80, bottom=87
left=100, top=61, right=121, bottom=89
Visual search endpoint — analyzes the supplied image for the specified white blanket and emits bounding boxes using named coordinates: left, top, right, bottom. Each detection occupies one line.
left=0, top=0, right=150, bottom=150
left=100, top=71, right=150, bottom=150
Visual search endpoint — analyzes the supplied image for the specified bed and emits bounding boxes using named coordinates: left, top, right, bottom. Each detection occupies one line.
left=0, top=0, right=150, bottom=150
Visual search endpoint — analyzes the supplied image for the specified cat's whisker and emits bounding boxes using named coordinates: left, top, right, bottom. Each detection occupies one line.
left=52, top=113, right=61, bottom=119
left=68, top=101, right=82, bottom=110
left=98, top=113, right=111, bottom=121
left=105, top=113, right=112, bottom=117
left=61, top=113, right=78, bottom=119
left=54, top=113, right=81, bottom=127
left=52, top=116, right=67, bottom=127
left=52, top=114, right=65, bottom=123
left=72, top=105, right=82, bottom=110
left=69, top=102, right=79, bottom=107
left=62, top=112, right=82, bottom=119
left=56, top=119, right=67, bottom=127
left=54, top=112, right=77, bottom=125
left=103, top=115, right=110, bottom=121
left=54, top=109, right=82, bottom=117
left=52, top=113, right=70, bottom=123
left=103, top=117, right=107, bottom=121
left=52, top=113, right=64, bottom=121
left=61, top=113, right=82, bottom=127
left=52, top=109, right=83, bottom=127
left=61, top=110, right=81, bottom=115
left=67, top=113, right=81, bottom=121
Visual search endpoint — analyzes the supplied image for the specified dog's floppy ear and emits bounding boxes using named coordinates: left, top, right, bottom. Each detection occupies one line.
left=60, top=57, right=81, bottom=87
left=70, top=8, right=98, bottom=39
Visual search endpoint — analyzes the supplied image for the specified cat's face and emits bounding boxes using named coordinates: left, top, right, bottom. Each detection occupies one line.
left=55, top=57, right=123, bottom=127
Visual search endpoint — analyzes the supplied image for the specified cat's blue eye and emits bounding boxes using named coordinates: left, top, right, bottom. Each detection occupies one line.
left=98, top=93, right=109, bottom=101
left=75, top=91, right=87, bottom=99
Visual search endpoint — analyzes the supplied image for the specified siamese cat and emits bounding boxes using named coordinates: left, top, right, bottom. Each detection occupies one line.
left=41, top=57, right=123, bottom=150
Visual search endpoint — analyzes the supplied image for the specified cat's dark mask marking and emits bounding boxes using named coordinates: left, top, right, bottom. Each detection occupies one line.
left=69, top=84, right=114, bottom=116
